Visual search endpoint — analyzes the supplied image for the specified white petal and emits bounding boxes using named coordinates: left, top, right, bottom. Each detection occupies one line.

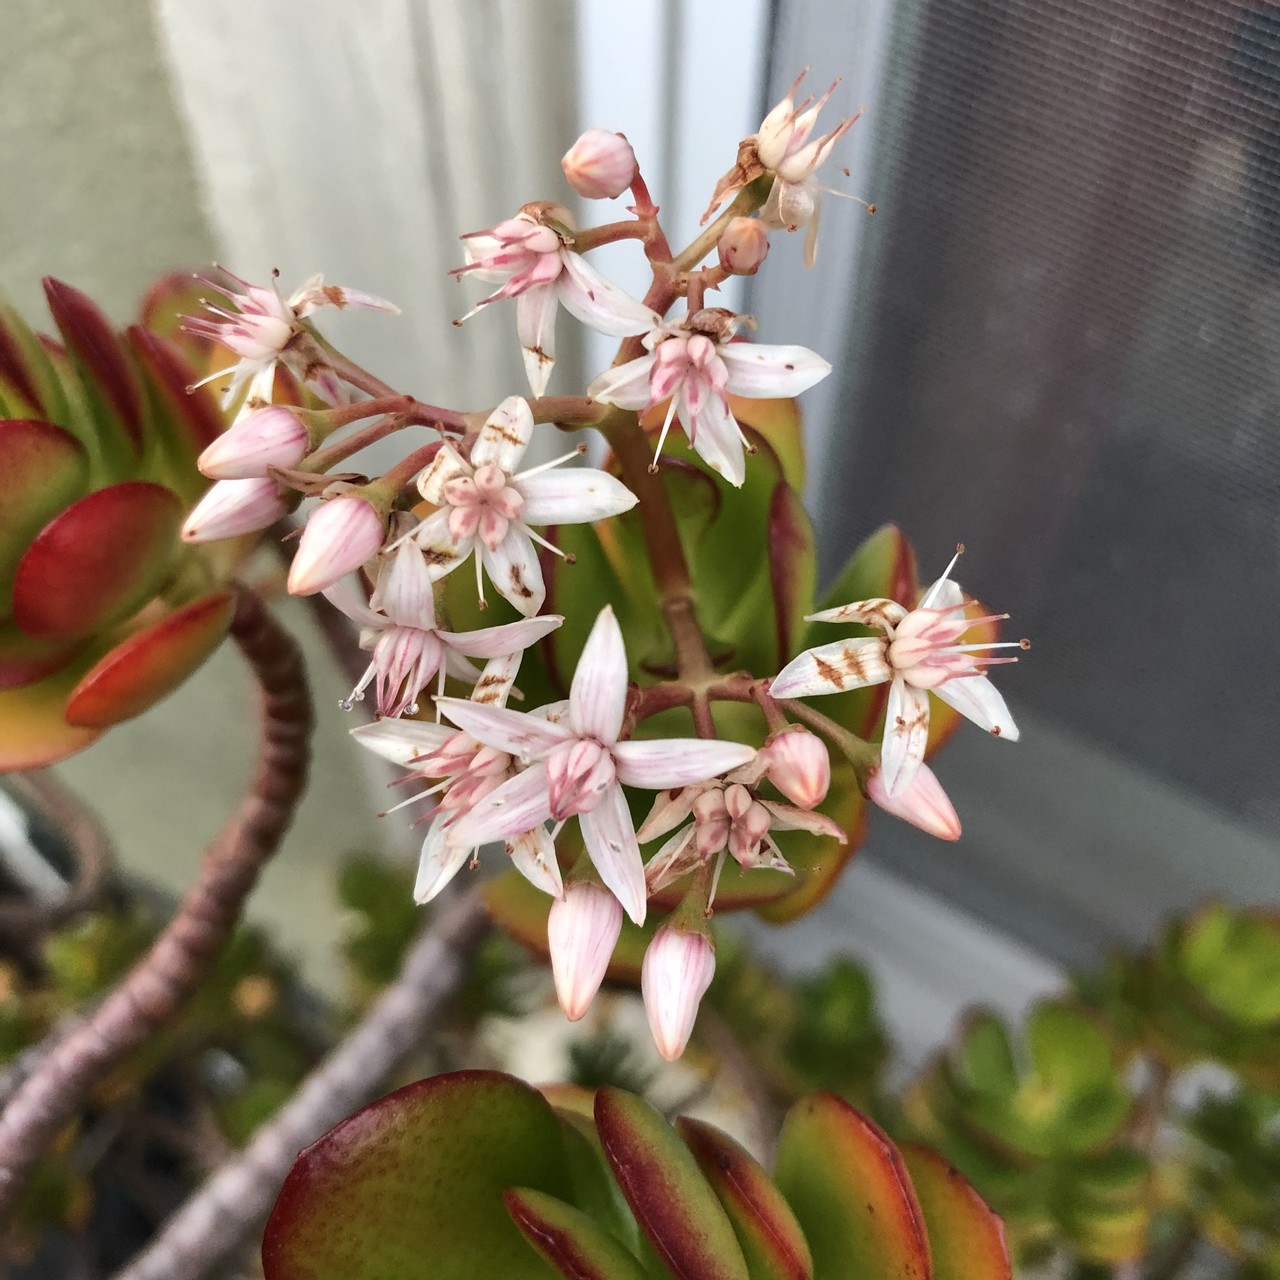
left=933, top=675, right=1020, bottom=741
left=481, top=526, right=546, bottom=617
left=516, top=286, right=557, bottom=396
left=635, top=788, right=700, bottom=843
left=415, top=442, right=472, bottom=505
left=685, top=390, right=746, bottom=487
left=533, top=699, right=572, bottom=724
left=434, top=698, right=572, bottom=758
left=719, top=343, right=832, bottom=399
left=443, top=649, right=482, bottom=684
left=881, top=678, right=931, bottom=797
left=586, top=353, right=656, bottom=410
left=320, top=574, right=385, bottom=631
left=470, top=652, right=522, bottom=707
left=370, top=543, right=436, bottom=629
left=516, top=467, right=638, bottom=525
left=614, top=738, right=757, bottom=789
left=472, top=395, right=534, bottom=472
left=805, top=598, right=907, bottom=630
left=770, top=637, right=890, bottom=699
left=413, top=508, right=473, bottom=581
left=507, top=826, right=563, bottom=899
left=350, top=718, right=455, bottom=766
left=644, top=827, right=699, bottom=893
left=580, top=783, right=647, bottom=924
left=439, top=613, right=563, bottom=660
left=414, top=819, right=472, bottom=904
left=450, top=762, right=554, bottom=847
left=569, top=606, right=628, bottom=742
left=556, top=252, right=658, bottom=337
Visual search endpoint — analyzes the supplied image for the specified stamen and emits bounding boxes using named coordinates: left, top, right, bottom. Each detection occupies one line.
left=514, top=443, right=588, bottom=481
left=475, top=551, right=487, bottom=610
left=651, top=394, right=681, bottom=469
left=707, top=848, right=728, bottom=912
left=523, top=526, right=571, bottom=560
left=378, top=780, right=450, bottom=816
left=919, top=543, right=965, bottom=609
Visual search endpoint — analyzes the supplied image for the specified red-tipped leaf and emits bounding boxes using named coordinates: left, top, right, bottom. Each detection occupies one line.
left=505, top=1187, right=650, bottom=1280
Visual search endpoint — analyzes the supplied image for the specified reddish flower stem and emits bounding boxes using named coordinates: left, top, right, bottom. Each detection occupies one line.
left=0, top=587, right=313, bottom=1225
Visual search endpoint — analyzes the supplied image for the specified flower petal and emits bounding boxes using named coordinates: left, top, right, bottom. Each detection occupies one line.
left=770, top=636, right=890, bottom=698
left=320, top=574, right=385, bottom=631
left=416, top=442, right=472, bottom=505
left=414, top=818, right=472, bottom=904
left=349, top=718, right=456, bottom=766
left=759, top=800, right=847, bottom=841
left=580, top=782, right=647, bottom=924
left=434, top=698, right=571, bottom=758
left=481, top=526, right=546, bottom=617
left=471, top=395, right=534, bottom=472
left=516, top=467, right=638, bottom=525
left=933, top=674, right=1020, bottom=741
left=569, top=606, right=629, bottom=742
left=413, top=509, right=473, bottom=581
left=470, top=652, right=522, bottom=707
left=507, top=826, right=563, bottom=899
left=586, top=353, right=656, bottom=410
left=613, top=738, right=756, bottom=789
left=685, top=389, right=746, bottom=486
left=644, top=826, right=700, bottom=893
left=804, top=598, right=908, bottom=630
left=369, top=543, right=436, bottom=629
left=719, top=343, right=832, bottom=398
left=449, top=761, right=554, bottom=847
left=516, top=285, right=557, bottom=396
left=439, top=613, right=563, bottom=660
left=556, top=253, right=658, bottom=337
left=636, top=787, right=701, bottom=843
left=881, top=677, right=930, bottom=797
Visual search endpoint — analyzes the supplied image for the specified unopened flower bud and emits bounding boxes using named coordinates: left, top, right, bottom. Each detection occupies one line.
left=641, top=925, right=716, bottom=1061
left=197, top=406, right=310, bottom=480
left=866, top=762, right=961, bottom=842
left=547, top=883, right=623, bottom=1021
left=717, top=217, right=770, bottom=276
left=561, top=129, right=637, bottom=200
left=764, top=728, right=830, bottom=809
left=287, top=494, right=387, bottom=596
left=181, top=477, right=290, bottom=543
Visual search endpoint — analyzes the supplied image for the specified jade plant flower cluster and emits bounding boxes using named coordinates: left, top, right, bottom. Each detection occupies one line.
left=176, top=74, right=1026, bottom=1063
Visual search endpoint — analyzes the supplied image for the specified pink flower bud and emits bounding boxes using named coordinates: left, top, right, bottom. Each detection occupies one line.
left=717, top=217, right=770, bottom=276
left=198, top=406, right=310, bottom=480
left=561, top=129, right=637, bottom=200
left=764, top=728, right=831, bottom=809
left=866, top=762, right=961, bottom=841
left=287, top=494, right=387, bottom=596
left=641, top=925, right=716, bottom=1061
left=181, top=477, right=290, bottom=543
left=547, top=883, right=623, bottom=1021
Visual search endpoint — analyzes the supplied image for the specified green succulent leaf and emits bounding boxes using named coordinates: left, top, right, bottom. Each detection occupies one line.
left=505, top=1187, right=651, bottom=1280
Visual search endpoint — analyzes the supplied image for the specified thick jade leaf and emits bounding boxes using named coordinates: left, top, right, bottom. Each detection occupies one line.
left=1025, top=1002, right=1115, bottom=1094
left=138, top=270, right=214, bottom=346
left=594, top=1087, right=749, bottom=1280
left=262, top=1071, right=574, bottom=1280
left=505, top=1187, right=650, bottom=1280
left=0, top=297, right=71, bottom=425
left=0, top=658, right=102, bottom=771
left=0, top=311, right=46, bottom=417
left=0, top=621, right=84, bottom=690
left=65, top=589, right=234, bottom=727
left=774, top=1092, right=931, bottom=1280
left=900, top=1144, right=1011, bottom=1280
left=676, top=1116, right=814, bottom=1280
left=12, top=481, right=181, bottom=640
left=767, top=483, right=817, bottom=672
left=0, top=418, right=89, bottom=618
left=43, top=278, right=145, bottom=463
left=953, top=1012, right=1019, bottom=1097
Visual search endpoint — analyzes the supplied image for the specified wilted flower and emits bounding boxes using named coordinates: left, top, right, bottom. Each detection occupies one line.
left=436, top=607, right=755, bottom=924
left=770, top=548, right=1024, bottom=797
left=586, top=308, right=830, bottom=486
left=454, top=208, right=657, bottom=395
left=409, top=396, right=637, bottom=616
left=642, top=925, right=716, bottom=1061
left=562, top=129, right=637, bottom=199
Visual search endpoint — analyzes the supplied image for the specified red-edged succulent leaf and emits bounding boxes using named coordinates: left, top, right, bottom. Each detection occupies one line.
left=0, top=418, right=89, bottom=618
left=43, top=278, right=145, bottom=459
left=899, top=1144, right=1012, bottom=1280
left=774, top=1092, right=932, bottom=1280
left=676, top=1117, right=814, bottom=1280
left=65, top=589, right=234, bottom=727
left=594, top=1087, right=749, bottom=1280
left=768, top=483, right=817, bottom=672
left=138, top=270, right=214, bottom=346
left=0, top=622, right=84, bottom=690
left=0, top=298, right=72, bottom=426
left=505, top=1188, right=650, bottom=1280
left=0, top=311, right=45, bottom=417
left=12, top=481, right=181, bottom=640
left=728, top=391, right=806, bottom=493
left=0, top=659, right=102, bottom=771
left=262, top=1071, right=574, bottom=1280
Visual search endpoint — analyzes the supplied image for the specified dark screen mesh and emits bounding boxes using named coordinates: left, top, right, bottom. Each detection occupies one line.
left=760, top=0, right=1280, bottom=954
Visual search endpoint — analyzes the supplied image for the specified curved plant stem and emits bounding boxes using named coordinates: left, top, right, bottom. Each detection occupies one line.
left=0, top=586, right=313, bottom=1224
left=110, top=888, right=489, bottom=1280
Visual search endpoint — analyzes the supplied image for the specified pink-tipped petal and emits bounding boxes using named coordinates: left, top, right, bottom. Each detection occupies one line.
left=515, top=467, right=638, bottom=525
left=349, top=718, right=455, bottom=765
left=579, top=782, right=647, bottom=925
left=413, top=508, right=472, bottom=581
left=449, top=761, right=554, bottom=848
left=641, top=926, right=716, bottom=1061
left=568, top=606, right=629, bottom=742
left=547, top=883, right=623, bottom=1021
left=414, top=819, right=473, bottom=904
left=585, top=352, right=657, bottom=410
left=613, top=738, right=756, bottom=790
left=880, top=677, right=931, bottom=797
left=369, top=542, right=436, bottom=629
left=770, top=635, right=890, bottom=699
left=439, top=613, right=563, bottom=660
left=933, top=673, right=1020, bottom=741
left=415, top=442, right=472, bottom=505
left=866, top=762, right=961, bottom=841
left=507, top=826, right=563, bottom=899
left=719, top=343, right=832, bottom=399
left=434, top=698, right=571, bottom=759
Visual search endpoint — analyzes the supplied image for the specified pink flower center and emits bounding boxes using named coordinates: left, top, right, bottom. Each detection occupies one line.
left=888, top=604, right=1022, bottom=690
left=546, top=738, right=617, bottom=820
left=443, top=463, right=526, bottom=550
